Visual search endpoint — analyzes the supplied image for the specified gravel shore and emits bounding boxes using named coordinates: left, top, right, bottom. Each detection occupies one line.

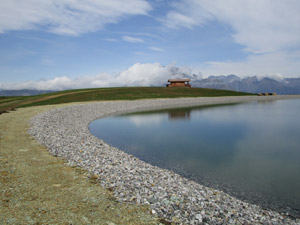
left=29, top=96, right=300, bottom=225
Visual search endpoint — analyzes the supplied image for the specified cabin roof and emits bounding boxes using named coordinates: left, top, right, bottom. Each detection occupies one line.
left=168, top=79, right=191, bottom=82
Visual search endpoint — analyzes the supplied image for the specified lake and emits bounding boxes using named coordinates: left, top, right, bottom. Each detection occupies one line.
left=89, top=99, right=300, bottom=217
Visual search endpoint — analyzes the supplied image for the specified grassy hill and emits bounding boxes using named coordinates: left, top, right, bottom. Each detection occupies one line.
left=0, top=87, right=254, bottom=114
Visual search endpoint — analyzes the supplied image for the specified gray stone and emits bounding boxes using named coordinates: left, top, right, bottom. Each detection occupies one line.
left=28, top=98, right=300, bottom=225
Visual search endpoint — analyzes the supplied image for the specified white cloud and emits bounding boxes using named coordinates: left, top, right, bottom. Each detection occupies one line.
left=114, top=63, right=197, bottom=86
left=163, top=11, right=198, bottom=29
left=0, top=74, right=112, bottom=91
left=1, top=60, right=297, bottom=91
left=162, top=0, right=300, bottom=53
left=0, top=63, right=199, bottom=90
left=149, top=46, right=165, bottom=52
left=0, top=0, right=151, bottom=36
left=123, top=35, right=145, bottom=43
left=200, top=51, right=300, bottom=78
left=161, top=0, right=300, bottom=77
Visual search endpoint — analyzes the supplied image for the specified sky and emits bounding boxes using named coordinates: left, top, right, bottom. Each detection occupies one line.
left=0, top=0, right=300, bottom=90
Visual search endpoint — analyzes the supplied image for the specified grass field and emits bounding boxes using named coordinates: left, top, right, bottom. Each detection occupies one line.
left=0, top=87, right=254, bottom=114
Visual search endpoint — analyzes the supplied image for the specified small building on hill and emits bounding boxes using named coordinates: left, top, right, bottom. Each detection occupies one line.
left=166, top=79, right=191, bottom=87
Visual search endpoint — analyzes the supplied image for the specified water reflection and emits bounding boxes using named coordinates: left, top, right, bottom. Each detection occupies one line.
left=256, top=100, right=277, bottom=105
left=168, top=109, right=191, bottom=121
left=128, top=114, right=164, bottom=126
left=89, top=99, right=300, bottom=217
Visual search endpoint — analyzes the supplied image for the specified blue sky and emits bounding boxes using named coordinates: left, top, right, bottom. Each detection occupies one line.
left=0, top=0, right=300, bottom=90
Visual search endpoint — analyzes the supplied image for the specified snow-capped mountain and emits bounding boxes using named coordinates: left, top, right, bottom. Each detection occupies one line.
left=192, top=75, right=300, bottom=94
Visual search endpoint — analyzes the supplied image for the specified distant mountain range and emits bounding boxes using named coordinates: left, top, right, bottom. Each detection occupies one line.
left=1, top=75, right=300, bottom=96
left=0, top=89, right=55, bottom=96
left=191, top=75, right=300, bottom=94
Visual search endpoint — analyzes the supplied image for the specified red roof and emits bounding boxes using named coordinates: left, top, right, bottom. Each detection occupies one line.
left=168, top=79, right=191, bottom=82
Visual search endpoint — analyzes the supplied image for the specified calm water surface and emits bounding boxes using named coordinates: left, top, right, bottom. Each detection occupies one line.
left=89, top=99, right=300, bottom=217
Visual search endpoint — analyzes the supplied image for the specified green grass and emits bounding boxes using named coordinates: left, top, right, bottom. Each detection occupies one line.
left=0, top=87, right=254, bottom=114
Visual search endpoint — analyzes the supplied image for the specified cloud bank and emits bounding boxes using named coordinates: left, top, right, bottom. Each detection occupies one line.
left=0, top=0, right=151, bottom=36
left=1, top=62, right=295, bottom=91
left=0, top=63, right=201, bottom=90
left=162, top=0, right=300, bottom=53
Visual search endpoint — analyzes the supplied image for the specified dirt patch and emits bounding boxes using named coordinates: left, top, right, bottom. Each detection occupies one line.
left=0, top=104, right=159, bottom=224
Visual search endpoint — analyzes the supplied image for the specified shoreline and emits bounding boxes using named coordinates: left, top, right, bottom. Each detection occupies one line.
left=29, top=95, right=300, bottom=224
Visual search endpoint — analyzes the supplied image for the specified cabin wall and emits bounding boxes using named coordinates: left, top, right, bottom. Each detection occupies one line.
left=167, top=82, right=191, bottom=87
left=168, top=82, right=186, bottom=87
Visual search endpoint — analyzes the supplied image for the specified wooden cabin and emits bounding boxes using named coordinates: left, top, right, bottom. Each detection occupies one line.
left=166, top=79, right=191, bottom=87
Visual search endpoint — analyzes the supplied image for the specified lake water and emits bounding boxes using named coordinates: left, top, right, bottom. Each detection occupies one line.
left=89, top=99, right=300, bottom=217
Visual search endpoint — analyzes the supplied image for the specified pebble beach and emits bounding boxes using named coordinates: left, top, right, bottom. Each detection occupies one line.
left=29, top=96, right=300, bottom=225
